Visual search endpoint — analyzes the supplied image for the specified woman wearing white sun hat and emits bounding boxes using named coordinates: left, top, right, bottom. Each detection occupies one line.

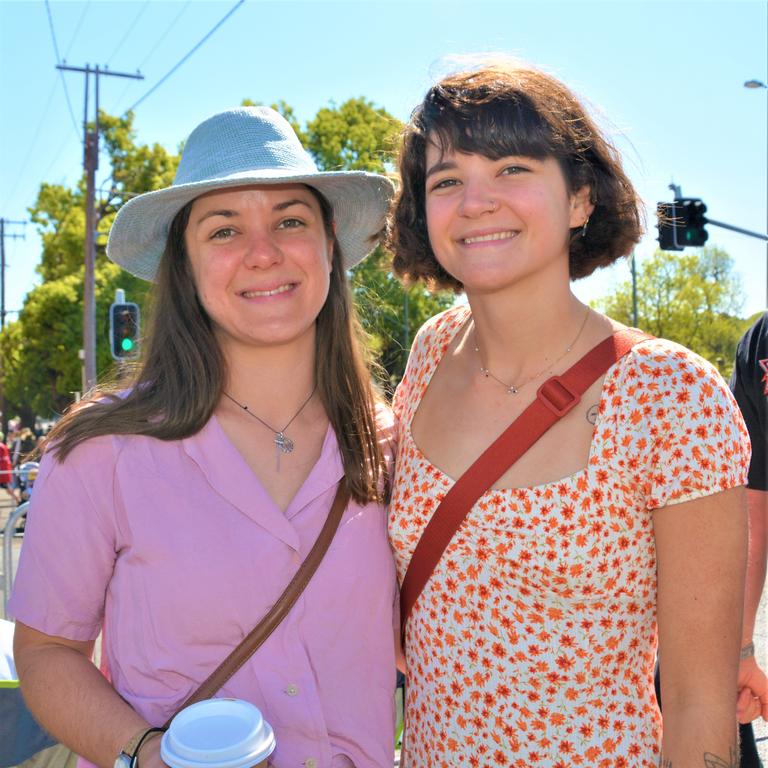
left=10, top=107, right=398, bottom=768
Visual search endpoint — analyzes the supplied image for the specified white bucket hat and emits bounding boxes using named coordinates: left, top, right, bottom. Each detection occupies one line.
left=107, top=106, right=395, bottom=281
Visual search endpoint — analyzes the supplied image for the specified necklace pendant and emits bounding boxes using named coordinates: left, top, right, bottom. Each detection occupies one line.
left=507, top=385, right=518, bottom=395
left=274, top=432, right=294, bottom=454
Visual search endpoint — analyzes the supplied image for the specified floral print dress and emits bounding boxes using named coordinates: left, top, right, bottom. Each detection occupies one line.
left=389, top=306, right=750, bottom=768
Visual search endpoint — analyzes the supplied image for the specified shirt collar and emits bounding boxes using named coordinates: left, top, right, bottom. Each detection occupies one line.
left=181, top=417, right=344, bottom=550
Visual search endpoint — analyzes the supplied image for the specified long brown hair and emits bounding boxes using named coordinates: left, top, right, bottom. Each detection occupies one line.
left=389, top=61, right=644, bottom=292
left=43, top=188, right=388, bottom=504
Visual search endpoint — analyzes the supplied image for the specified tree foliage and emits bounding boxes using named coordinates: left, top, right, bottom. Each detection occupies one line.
left=2, top=98, right=451, bottom=422
left=4, top=112, right=170, bottom=422
left=306, top=98, right=401, bottom=172
left=598, top=247, right=751, bottom=378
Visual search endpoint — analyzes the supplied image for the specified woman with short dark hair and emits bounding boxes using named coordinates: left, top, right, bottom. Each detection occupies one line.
left=388, top=61, right=754, bottom=766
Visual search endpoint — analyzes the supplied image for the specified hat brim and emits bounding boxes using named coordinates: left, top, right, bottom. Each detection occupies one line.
left=107, top=169, right=395, bottom=281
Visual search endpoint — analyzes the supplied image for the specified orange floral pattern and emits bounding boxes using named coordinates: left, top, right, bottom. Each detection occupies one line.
left=390, top=306, right=750, bottom=767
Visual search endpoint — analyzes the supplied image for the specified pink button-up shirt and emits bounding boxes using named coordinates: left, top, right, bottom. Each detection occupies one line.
left=10, top=416, right=398, bottom=768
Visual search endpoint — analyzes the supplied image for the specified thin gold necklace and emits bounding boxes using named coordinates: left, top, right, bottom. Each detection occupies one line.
left=473, top=306, right=591, bottom=395
left=223, top=386, right=317, bottom=471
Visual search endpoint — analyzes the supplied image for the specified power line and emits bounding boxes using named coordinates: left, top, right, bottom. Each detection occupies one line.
left=109, top=0, right=192, bottom=114
left=138, top=1, right=192, bottom=71
left=44, top=0, right=81, bottom=143
left=64, top=0, right=91, bottom=59
left=107, top=0, right=150, bottom=65
left=0, top=76, right=60, bottom=212
left=125, top=0, right=245, bottom=114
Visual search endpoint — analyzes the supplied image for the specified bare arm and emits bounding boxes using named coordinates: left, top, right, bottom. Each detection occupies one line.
left=742, top=489, right=767, bottom=644
left=653, top=486, right=747, bottom=767
left=13, top=621, right=153, bottom=768
left=736, top=488, right=768, bottom=722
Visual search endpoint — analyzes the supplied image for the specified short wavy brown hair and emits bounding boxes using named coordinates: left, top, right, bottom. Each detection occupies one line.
left=388, top=62, right=644, bottom=292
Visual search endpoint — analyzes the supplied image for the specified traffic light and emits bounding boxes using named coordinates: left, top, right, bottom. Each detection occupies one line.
left=109, top=302, right=140, bottom=360
left=656, top=202, right=683, bottom=251
left=656, top=198, right=708, bottom=250
left=678, top=198, right=708, bottom=246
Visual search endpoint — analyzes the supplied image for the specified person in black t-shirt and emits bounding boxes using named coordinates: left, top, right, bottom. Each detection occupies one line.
left=731, top=312, right=768, bottom=766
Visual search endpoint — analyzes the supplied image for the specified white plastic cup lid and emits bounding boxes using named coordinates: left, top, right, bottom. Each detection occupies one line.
left=161, top=698, right=276, bottom=768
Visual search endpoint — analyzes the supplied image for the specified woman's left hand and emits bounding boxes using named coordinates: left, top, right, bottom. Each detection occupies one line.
left=737, top=655, right=768, bottom=723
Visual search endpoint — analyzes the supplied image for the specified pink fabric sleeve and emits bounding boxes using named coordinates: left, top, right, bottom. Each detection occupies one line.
left=8, top=436, right=119, bottom=640
left=613, top=340, right=751, bottom=511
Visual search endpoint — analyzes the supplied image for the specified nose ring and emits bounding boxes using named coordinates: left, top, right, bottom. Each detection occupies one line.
left=487, top=199, right=498, bottom=212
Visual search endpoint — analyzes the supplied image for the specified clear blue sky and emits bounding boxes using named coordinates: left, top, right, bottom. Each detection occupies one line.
left=1, top=0, right=766, bottom=321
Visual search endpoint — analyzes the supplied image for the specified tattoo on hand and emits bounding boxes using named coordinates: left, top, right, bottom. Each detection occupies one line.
left=586, top=404, right=599, bottom=425
left=703, top=746, right=739, bottom=767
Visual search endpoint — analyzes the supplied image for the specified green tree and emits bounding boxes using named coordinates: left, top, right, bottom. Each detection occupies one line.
left=598, top=247, right=751, bottom=378
left=306, top=97, right=401, bottom=172
left=28, top=112, right=178, bottom=286
left=4, top=111, right=175, bottom=421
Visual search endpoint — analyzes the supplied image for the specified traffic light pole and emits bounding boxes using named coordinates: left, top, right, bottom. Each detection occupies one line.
left=57, top=64, right=143, bottom=391
left=703, top=218, right=768, bottom=242
left=631, top=252, right=638, bottom=327
left=706, top=218, right=768, bottom=308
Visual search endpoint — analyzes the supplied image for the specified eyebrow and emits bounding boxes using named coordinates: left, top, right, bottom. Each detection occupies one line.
left=193, top=198, right=313, bottom=226
left=425, top=160, right=457, bottom=180
left=274, top=198, right=313, bottom=212
left=194, top=209, right=237, bottom=226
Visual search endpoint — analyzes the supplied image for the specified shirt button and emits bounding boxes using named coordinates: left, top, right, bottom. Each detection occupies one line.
left=304, top=759, right=317, bottom=768
left=285, top=683, right=299, bottom=696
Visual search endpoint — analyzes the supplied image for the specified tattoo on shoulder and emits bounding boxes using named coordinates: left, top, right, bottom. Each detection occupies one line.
left=703, top=747, right=739, bottom=767
left=586, top=404, right=599, bottom=425
left=659, top=759, right=673, bottom=768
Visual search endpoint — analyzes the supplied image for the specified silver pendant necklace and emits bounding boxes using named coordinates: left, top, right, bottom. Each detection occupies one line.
left=223, top=386, right=317, bottom=471
left=474, top=306, right=591, bottom=395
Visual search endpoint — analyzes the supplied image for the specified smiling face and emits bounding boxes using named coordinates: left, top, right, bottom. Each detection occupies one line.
left=424, top=142, right=593, bottom=296
left=184, top=184, right=333, bottom=355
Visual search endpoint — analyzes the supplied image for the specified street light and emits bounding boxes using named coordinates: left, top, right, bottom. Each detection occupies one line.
left=744, top=78, right=768, bottom=305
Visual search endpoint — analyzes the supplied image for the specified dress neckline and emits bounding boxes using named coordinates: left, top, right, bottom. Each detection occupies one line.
left=404, top=305, right=620, bottom=494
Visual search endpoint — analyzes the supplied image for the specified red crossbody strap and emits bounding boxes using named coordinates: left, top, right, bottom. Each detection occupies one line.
left=399, top=328, right=652, bottom=632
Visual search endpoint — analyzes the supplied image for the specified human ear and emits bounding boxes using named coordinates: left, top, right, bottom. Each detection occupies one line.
left=569, top=185, right=595, bottom=228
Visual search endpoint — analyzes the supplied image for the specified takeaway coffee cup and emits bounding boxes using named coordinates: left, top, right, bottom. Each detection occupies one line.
left=161, top=698, right=276, bottom=768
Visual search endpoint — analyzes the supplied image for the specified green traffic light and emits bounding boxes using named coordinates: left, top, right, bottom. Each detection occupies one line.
left=121, top=338, right=134, bottom=352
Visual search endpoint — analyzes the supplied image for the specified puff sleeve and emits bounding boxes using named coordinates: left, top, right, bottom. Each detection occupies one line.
left=609, top=339, right=751, bottom=511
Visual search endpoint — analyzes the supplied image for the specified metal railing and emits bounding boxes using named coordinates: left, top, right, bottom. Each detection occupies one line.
left=1, top=502, right=29, bottom=617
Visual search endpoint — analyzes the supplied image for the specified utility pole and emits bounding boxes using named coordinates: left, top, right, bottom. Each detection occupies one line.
left=56, top=63, right=143, bottom=390
left=630, top=252, right=638, bottom=327
left=0, top=219, right=25, bottom=331
left=0, top=218, right=25, bottom=440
